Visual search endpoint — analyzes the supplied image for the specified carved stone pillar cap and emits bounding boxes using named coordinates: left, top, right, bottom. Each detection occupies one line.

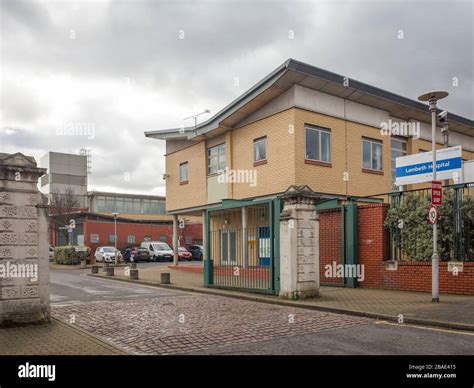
left=0, top=153, right=46, bottom=181
left=280, top=185, right=319, bottom=205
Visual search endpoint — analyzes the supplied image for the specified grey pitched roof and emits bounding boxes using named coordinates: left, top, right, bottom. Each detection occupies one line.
left=145, top=58, right=473, bottom=140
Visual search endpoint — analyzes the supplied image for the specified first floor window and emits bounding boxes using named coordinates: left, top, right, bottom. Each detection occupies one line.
left=253, top=137, right=267, bottom=162
left=363, top=138, right=383, bottom=171
left=127, top=235, right=135, bottom=244
left=179, top=162, right=188, bottom=183
left=391, top=138, right=407, bottom=178
left=305, top=125, right=331, bottom=163
left=109, top=234, right=116, bottom=243
left=90, top=234, right=99, bottom=243
left=208, top=143, right=227, bottom=175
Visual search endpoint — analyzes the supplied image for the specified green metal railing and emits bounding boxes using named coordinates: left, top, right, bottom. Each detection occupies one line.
left=205, top=199, right=278, bottom=294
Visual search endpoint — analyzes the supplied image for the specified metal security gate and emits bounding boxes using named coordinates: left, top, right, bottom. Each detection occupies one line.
left=205, top=200, right=278, bottom=294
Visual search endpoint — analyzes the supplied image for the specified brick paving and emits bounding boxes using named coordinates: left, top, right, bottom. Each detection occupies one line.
left=94, top=265, right=474, bottom=329
left=52, top=294, right=372, bottom=355
left=0, top=319, right=125, bottom=355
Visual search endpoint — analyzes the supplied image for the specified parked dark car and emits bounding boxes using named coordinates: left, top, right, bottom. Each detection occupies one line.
left=187, top=245, right=203, bottom=260
left=131, top=247, right=151, bottom=263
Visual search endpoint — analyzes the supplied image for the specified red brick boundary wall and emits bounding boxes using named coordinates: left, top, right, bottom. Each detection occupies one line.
left=318, top=203, right=474, bottom=295
left=319, top=208, right=343, bottom=285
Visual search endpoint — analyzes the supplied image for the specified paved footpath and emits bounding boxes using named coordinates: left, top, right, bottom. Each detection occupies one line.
left=45, top=268, right=474, bottom=355
left=0, top=318, right=125, bottom=355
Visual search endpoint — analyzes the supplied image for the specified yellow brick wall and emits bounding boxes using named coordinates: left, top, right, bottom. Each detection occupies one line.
left=230, top=109, right=296, bottom=199
left=294, top=108, right=393, bottom=196
left=165, top=142, right=207, bottom=212
left=164, top=107, right=474, bottom=212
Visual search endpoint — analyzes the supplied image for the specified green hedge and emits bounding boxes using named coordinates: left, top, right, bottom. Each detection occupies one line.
left=54, top=246, right=91, bottom=265
left=385, top=190, right=474, bottom=261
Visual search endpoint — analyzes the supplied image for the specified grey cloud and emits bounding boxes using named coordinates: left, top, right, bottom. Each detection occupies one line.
left=0, top=0, right=472, bottom=195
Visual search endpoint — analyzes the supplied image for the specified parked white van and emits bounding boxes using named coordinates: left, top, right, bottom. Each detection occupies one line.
left=140, top=241, right=174, bottom=262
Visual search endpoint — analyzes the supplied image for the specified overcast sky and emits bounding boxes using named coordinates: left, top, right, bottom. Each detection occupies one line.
left=0, top=0, right=472, bottom=196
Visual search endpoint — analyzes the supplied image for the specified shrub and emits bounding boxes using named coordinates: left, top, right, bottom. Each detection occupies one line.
left=54, top=246, right=91, bottom=265
left=384, top=190, right=474, bottom=261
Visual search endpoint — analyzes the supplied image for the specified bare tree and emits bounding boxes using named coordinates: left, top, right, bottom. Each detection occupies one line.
left=49, top=186, right=80, bottom=243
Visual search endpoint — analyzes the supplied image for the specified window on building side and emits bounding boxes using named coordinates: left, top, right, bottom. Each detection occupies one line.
left=90, top=234, right=99, bottom=243
left=127, top=235, right=135, bottom=244
left=180, top=162, right=189, bottom=183
left=391, top=138, right=407, bottom=179
left=363, top=138, right=383, bottom=171
left=305, top=125, right=331, bottom=163
left=185, top=236, right=193, bottom=245
left=207, top=143, right=226, bottom=175
left=159, top=235, right=167, bottom=242
left=109, top=234, right=116, bottom=243
left=253, top=137, right=267, bottom=162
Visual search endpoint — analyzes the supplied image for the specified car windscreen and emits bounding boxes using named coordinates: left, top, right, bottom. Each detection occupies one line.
left=152, top=244, right=170, bottom=251
left=102, top=248, right=116, bottom=252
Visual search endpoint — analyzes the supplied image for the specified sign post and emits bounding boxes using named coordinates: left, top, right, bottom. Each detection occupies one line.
left=418, top=90, right=448, bottom=303
left=431, top=180, right=442, bottom=206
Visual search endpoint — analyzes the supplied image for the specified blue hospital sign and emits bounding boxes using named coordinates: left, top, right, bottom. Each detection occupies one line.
left=395, top=146, right=462, bottom=186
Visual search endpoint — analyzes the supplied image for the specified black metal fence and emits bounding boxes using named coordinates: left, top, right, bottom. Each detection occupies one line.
left=371, top=183, right=474, bottom=262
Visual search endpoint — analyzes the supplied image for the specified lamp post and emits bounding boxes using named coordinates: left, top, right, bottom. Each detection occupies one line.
left=112, top=212, right=119, bottom=265
left=418, top=90, right=449, bottom=303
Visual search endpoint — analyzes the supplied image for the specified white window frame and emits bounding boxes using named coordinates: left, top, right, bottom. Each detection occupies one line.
left=207, top=143, right=227, bottom=175
left=253, top=137, right=267, bottom=162
left=305, top=125, right=331, bottom=163
left=362, top=138, right=383, bottom=171
left=390, top=137, right=407, bottom=178
left=179, top=161, right=188, bottom=183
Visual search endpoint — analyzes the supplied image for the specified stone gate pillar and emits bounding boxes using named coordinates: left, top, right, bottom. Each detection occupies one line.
left=279, top=185, right=321, bottom=299
left=0, top=153, right=50, bottom=326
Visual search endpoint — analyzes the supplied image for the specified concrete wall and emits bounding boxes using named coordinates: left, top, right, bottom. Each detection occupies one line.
left=0, top=153, right=50, bottom=326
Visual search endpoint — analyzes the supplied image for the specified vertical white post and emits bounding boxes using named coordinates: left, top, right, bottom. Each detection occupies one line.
left=242, top=206, right=247, bottom=269
left=202, top=210, right=207, bottom=261
left=430, top=101, right=440, bottom=302
left=114, top=216, right=118, bottom=265
left=418, top=90, right=448, bottom=303
left=173, top=214, right=179, bottom=266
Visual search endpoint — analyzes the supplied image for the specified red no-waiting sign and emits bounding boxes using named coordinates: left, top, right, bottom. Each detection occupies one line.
left=432, top=180, right=442, bottom=206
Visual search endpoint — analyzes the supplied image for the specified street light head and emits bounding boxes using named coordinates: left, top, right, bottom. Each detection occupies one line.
left=418, top=90, right=449, bottom=102
left=112, top=212, right=119, bottom=217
